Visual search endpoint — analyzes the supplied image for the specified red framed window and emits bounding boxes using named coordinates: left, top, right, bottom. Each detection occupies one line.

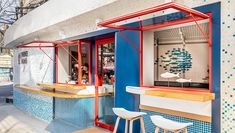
left=56, top=40, right=91, bottom=85
left=97, top=2, right=212, bottom=92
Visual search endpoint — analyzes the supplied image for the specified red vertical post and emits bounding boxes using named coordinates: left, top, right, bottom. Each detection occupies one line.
left=55, top=46, right=59, bottom=83
left=139, top=30, right=143, bottom=86
left=208, top=13, right=213, bottom=92
left=88, top=41, right=92, bottom=84
left=94, top=42, right=99, bottom=125
left=78, top=40, right=82, bottom=84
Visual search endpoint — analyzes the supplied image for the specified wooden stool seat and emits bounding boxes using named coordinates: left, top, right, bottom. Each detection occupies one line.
left=113, top=108, right=146, bottom=133
left=150, top=115, right=193, bottom=133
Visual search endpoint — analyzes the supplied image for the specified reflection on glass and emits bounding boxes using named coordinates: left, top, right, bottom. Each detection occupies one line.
left=98, top=43, right=115, bottom=85
left=57, top=42, right=90, bottom=85
left=81, top=42, right=90, bottom=84
left=69, top=45, right=78, bottom=84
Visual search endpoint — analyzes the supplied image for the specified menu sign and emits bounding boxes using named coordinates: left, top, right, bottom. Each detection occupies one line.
left=18, top=51, right=28, bottom=64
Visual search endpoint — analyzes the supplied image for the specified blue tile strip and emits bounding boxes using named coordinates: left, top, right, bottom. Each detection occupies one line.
left=13, top=89, right=53, bottom=122
left=141, top=110, right=212, bottom=133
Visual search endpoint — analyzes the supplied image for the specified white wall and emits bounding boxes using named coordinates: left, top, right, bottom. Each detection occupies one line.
left=143, top=31, right=154, bottom=86
left=4, top=0, right=166, bottom=48
left=14, top=47, right=54, bottom=87
left=140, top=95, right=211, bottom=117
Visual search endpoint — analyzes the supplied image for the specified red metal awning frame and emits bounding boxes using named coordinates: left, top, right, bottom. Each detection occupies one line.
left=98, top=2, right=212, bottom=91
left=98, top=2, right=209, bottom=31
left=16, top=40, right=79, bottom=63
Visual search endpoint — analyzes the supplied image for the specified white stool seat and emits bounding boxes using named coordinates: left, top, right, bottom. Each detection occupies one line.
left=150, top=115, right=193, bottom=131
left=113, top=108, right=146, bottom=119
left=112, top=108, right=146, bottom=133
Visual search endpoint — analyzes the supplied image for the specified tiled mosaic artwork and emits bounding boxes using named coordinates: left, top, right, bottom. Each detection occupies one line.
left=141, top=110, right=211, bottom=133
left=13, top=89, right=53, bottom=122
left=160, top=48, right=192, bottom=73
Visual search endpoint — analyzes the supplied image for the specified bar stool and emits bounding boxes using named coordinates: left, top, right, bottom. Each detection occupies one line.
left=150, top=115, right=193, bottom=133
left=112, top=108, right=146, bottom=133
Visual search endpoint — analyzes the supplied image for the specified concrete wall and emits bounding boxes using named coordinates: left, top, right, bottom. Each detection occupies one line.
left=4, top=0, right=166, bottom=47
left=13, top=47, right=54, bottom=86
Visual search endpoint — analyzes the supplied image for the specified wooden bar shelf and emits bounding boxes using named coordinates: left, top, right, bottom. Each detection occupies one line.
left=37, top=83, right=86, bottom=90
left=126, top=86, right=215, bottom=102
left=145, top=89, right=215, bottom=102
left=15, top=85, right=110, bottom=99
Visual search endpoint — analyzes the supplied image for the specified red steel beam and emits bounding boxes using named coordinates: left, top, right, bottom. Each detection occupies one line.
left=119, top=30, right=139, bottom=52
left=39, top=48, right=56, bottom=63
left=171, top=3, right=209, bottom=19
left=191, top=14, right=210, bottom=45
left=98, top=2, right=209, bottom=27
left=142, top=15, right=204, bottom=31
left=17, top=40, right=76, bottom=48
left=18, top=46, right=55, bottom=48
left=104, top=24, right=141, bottom=31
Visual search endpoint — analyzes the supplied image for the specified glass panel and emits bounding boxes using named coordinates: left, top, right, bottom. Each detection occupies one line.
left=97, top=42, right=115, bottom=126
left=153, top=23, right=209, bottom=90
left=81, top=42, right=90, bottom=84
left=57, top=45, right=78, bottom=84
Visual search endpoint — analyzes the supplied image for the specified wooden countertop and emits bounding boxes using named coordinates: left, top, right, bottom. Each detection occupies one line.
left=15, top=85, right=110, bottom=99
left=37, top=83, right=86, bottom=90
left=126, top=86, right=215, bottom=102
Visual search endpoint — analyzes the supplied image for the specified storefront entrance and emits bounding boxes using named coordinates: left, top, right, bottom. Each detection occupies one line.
left=95, top=37, right=115, bottom=130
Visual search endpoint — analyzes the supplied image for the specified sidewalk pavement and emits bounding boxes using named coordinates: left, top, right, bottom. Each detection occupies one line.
left=0, top=104, right=49, bottom=133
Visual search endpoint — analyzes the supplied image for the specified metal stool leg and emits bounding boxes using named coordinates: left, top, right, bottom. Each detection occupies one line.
left=125, top=119, right=129, bottom=133
left=140, top=117, right=146, bottom=133
left=113, top=117, right=121, bottom=133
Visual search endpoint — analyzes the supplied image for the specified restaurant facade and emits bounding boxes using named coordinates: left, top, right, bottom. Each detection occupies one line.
left=3, top=0, right=235, bottom=133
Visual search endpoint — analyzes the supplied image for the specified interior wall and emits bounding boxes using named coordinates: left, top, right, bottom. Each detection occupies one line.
left=143, top=31, right=154, bottom=86
left=58, top=46, right=69, bottom=83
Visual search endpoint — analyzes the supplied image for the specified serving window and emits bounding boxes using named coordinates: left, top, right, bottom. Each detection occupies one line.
left=152, top=22, right=210, bottom=90
left=56, top=40, right=91, bottom=85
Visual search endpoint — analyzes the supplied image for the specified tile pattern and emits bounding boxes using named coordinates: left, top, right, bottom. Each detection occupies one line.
left=141, top=110, right=211, bottom=133
left=220, top=0, right=235, bottom=133
left=55, top=96, right=114, bottom=129
left=13, top=89, right=53, bottom=122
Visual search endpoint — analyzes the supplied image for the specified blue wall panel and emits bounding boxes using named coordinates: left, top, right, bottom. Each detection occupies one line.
left=115, top=30, right=141, bottom=133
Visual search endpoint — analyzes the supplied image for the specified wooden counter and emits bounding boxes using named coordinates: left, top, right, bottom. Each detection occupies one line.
left=37, top=83, right=86, bottom=90
left=145, top=89, right=215, bottom=102
left=15, top=86, right=110, bottom=99
left=126, top=86, right=215, bottom=102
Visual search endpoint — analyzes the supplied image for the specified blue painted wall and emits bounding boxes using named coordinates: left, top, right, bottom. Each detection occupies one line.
left=115, top=30, right=141, bottom=132
left=192, top=3, right=221, bottom=133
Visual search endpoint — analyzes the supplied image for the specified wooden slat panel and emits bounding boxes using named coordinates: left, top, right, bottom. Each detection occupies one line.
left=139, top=105, right=211, bottom=123
left=15, top=86, right=110, bottom=99
left=37, top=83, right=86, bottom=90
left=145, top=89, right=215, bottom=102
